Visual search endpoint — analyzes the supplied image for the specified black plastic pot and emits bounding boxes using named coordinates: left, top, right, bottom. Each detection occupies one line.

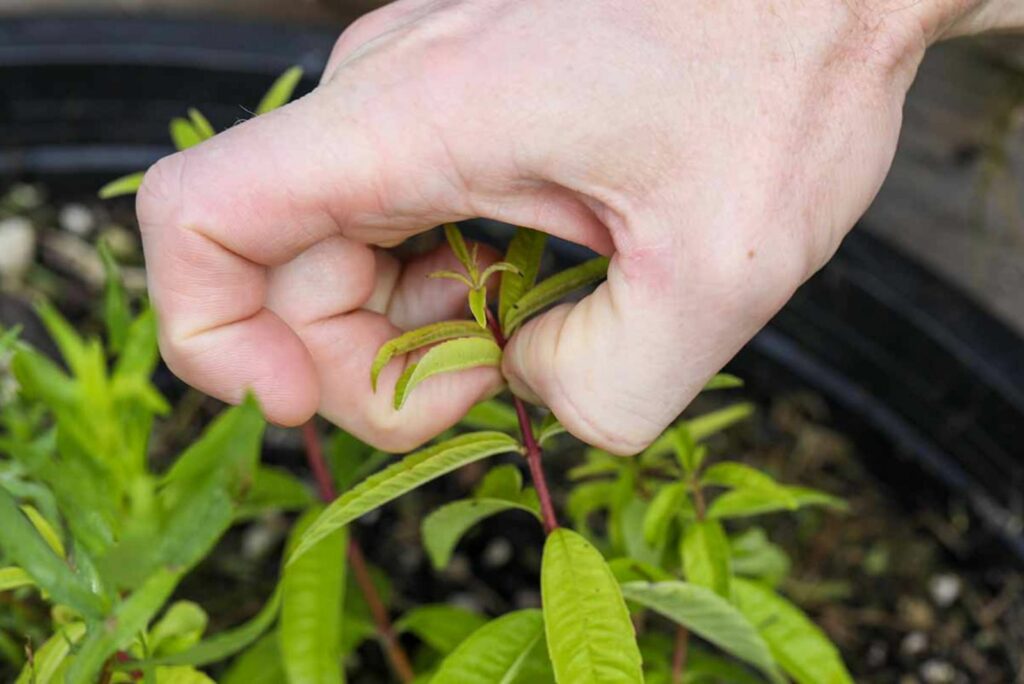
left=3, top=16, right=1023, bottom=565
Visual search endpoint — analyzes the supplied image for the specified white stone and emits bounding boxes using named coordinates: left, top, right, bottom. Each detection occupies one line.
left=900, top=631, right=928, bottom=657
left=59, top=203, right=95, bottom=236
left=0, top=216, right=36, bottom=284
left=920, top=659, right=956, bottom=684
left=928, top=574, right=961, bottom=608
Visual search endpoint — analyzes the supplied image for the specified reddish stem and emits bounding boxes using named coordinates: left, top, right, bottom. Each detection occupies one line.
left=300, top=420, right=415, bottom=684
left=671, top=625, right=690, bottom=684
left=486, top=310, right=560, bottom=535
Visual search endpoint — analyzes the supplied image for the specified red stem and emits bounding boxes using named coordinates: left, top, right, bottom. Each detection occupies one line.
left=300, top=420, right=415, bottom=684
left=486, top=310, right=560, bottom=535
left=671, top=625, right=690, bottom=683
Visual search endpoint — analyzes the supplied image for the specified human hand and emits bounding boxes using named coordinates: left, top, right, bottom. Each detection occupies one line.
left=137, top=0, right=1016, bottom=453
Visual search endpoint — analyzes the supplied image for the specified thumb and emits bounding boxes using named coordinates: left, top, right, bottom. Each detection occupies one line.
left=501, top=230, right=795, bottom=455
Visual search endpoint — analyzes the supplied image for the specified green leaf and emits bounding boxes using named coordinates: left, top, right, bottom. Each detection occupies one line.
left=66, top=567, right=182, bottom=684
left=566, top=480, right=615, bottom=536
left=291, top=432, right=521, bottom=564
left=155, top=666, right=216, bottom=683
left=443, top=223, right=474, bottom=275
left=432, top=610, right=551, bottom=684
left=15, top=622, right=86, bottom=684
left=503, top=257, right=610, bottom=334
left=371, top=321, right=492, bottom=391
left=681, top=519, right=731, bottom=597
left=701, top=462, right=789, bottom=493
left=468, top=287, right=488, bottom=328
left=619, top=581, right=781, bottom=682
left=422, top=498, right=539, bottom=570
left=687, top=403, right=754, bottom=442
left=141, top=587, right=282, bottom=668
left=474, top=464, right=523, bottom=501
left=187, top=108, right=216, bottom=140
left=20, top=504, right=64, bottom=557
left=169, top=118, right=202, bottom=151
left=220, top=633, right=286, bottom=684
left=730, top=528, right=790, bottom=587
left=706, top=485, right=844, bottom=520
left=256, top=66, right=304, bottom=115
left=732, top=578, right=853, bottom=684
left=606, top=558, right=672, bottom=585
left=235, top=465, right=316, bottom=520
left=98, top=171, right=145, bottom=199
left=703, top=373, right=744, bottom=391
left=0, top=566, right=33, bottom=592
left=541, top=528, right=643, bottom=683
left=0, top=485, right=106, bottom=619
left=642, top=482, right=688, bottom=549
left=536, top=413, right=566, bottom=446
left=281, top=507, right=347, bottom=684
left=396, top=605, right=487, bottom=654
left=98, top=240, right=131, bottom=354
left=393, top=337, right=502, bottom=409
left=461, top=400, right=519, bottom=432
left=149, top=601, right=209, bottom=657
left=499, top=228, right=547, bottom=324
left=479, top=261, right=522, bottom=284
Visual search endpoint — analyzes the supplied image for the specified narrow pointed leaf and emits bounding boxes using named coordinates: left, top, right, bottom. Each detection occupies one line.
left=732, top=578, right=853, bottom=684
left=432, top=610, right=550, bottom=684
left=701, top=462, right=788, bottom=493
left=396, top=605, right=487, bottom=654
left=642, top=482, right=688, bottom=548
left=469, top=287, right=488, bottom=328
left=707, top=486, right=844, bottom=520
left=20, top=505, right=64, bottom=557
left=393, top=337, right=502, bottom=409
left=187, top=108, right=215, bottom=140
left=0, top=486, right=105, bottom=619
left=281, top=507, right=347, bottom=684
left=371, top=321, right=492, bottom=391
left=15, top=622, right=86, bottom=684
left=443, top=223, right=473, bottom=273
left=620, top=581, right=781, bottom=682
left=480, top=261, right=522, bottom=285
left=99, top=171, right=145, bottom=199
left=503, top=257, right=609, bottom=334
left=681, top=519, right=731, bottom=597
left=499, top=228, right=547, bottom=323
left=703, top=373, right=744, bottom=391
left=0, top=567, right=33, bottom=592
left=256, top=66, right=304, bottom=114
left=687, top=402, right=755, bottom=441
left=98, top=240, right=131, bottom=354
left=536, top=413, right=566, bottom=446
left=291, top=432, right=521, bottom=564
left=541, top=528, right=643, bottom=683
left=170, top=118, right=202, bottom=151
left=423, top=498, right=539, bottom=570
left=429, top=270, right=475, bottom=288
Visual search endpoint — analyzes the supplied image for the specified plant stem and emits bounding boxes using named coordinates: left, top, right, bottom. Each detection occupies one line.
left=486, top=310, right=560, bottom=535
left=300, top=420, right=415, bottom=684
left=671, top=625, right=690, bottom=684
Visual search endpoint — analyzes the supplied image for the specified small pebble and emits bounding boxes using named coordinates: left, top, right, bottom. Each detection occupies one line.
left=6, top=183, right=43, bottom=209
left=901, top=631, right=929, bottom=657
left=59, top=203, right=95, bottom=236
left=0, top=216, right=36, bottom=284
left=866, top=641, right=888, bottom=667
left=929, top=574, right=961, bottom=608
left=482, top=537, right=513, bottom=567
left=900, top=597, right=935, bottom=630
left=920, top=659, right=956, bottom=684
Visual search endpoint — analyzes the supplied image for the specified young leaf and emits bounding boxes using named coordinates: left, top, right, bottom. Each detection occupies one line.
left=149, top=601, right=209, bottom=657
left=730, top=528, right=791, bottom=587
left=66, top=567, right=182, bottom=684
left=393, top=337, right=502, bottom=410
left=703, top=373, right=744, bottom=391
left=280, top=507, right=347, bottom=684
left=732, top=578, right=853, bottom=684
left=469, top=286, right=488, bottom=328
left=422, top=498, right=540, bottom=570
left=0, top=566, right=33, bottom=592
left=290, top=432, right=521, bottom=564
left=701, top=462, right=790, bottom=493
left=187, top=108, right=216, bottom=140
left=0, top=485, right=106, bottom=619
left=619, top=581, right=781, bottom=683
left=443, top=223, right=474, bottom=275
left=98, top=240, right=131, bottom=354
left=687, top=402, right=755, bottom=441
left=14, top=622, right=86, bottom=684
left=429, top=270, right=475, bottom=288
left=499, top=228, right=547, bottom=323
left=98, top=171, right=145, bottom=199
left=672, top=426, right=704, bottom=474
left=642, top=482, right=689, bottom=548
left=396, top=604, right=487, bottom=654
left=169, top=118, right=202, bottom=151
left=503, top=257, right=610, bottom=334
left=371, top=320, right=492, bottom=391
left=707, top=486, right=844, bottom=520
left=20, top=504, right=64, bottom=557
left=255, top=66, right=304, bottom=115
left=681, top=519, right=732, bottom=598
left=473, top=463, right=523, bottom=501
left=541, top=528, right=643, bottom=683
left=461, top=399, right=520, bottom=431
left=479, top=261, right=522, bottom=284
left=536, top=413, right=566, bottom=446
left=431, top=610, right=550, bottom=684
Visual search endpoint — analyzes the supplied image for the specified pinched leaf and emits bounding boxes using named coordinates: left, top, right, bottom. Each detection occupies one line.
left=503, top=257, right=610, bottom=334
left=66, top=567, right=182, bottom=684
left=423, top=498, right=539, bottom=570
left=169, top=118, right=202, bottom=151
left=443, top=223, right=474, bottom=274
left=393, top=337, right=502, bottom=410
left=703, top=373, right=744, bottom=391
left=499, top=228, right=547, bottom=323
left=469, top=287, right=488, bottom=328
left=681, top=519, right=731, bottom=598
left=0, top=485, right=106, bottom=619
left=371, top=320, right=492, bottom=391
left=187, top=108, right=216, bottom=140
left=620, top=581, right=781, bottom=683
left=541, top=528, right=643, bottom=683
left=98, top=171, right=145, bottom=199
left=256, top=66, right=304, bottom=115
left=396, top=604, right=487, bottom=654
left=281, top=507, right=347, bottom=684
left=732, top=578, right=853, bottom=684
left=291, top=432, right=521, bottom=564
left=432, top=610, right=551, bottom=684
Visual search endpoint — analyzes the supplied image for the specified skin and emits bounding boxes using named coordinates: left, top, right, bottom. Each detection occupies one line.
left=137, top=0, right=1023, bottom=454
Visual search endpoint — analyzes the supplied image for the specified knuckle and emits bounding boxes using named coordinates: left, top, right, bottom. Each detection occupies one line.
left=136, top=153, right=187, bottom=233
